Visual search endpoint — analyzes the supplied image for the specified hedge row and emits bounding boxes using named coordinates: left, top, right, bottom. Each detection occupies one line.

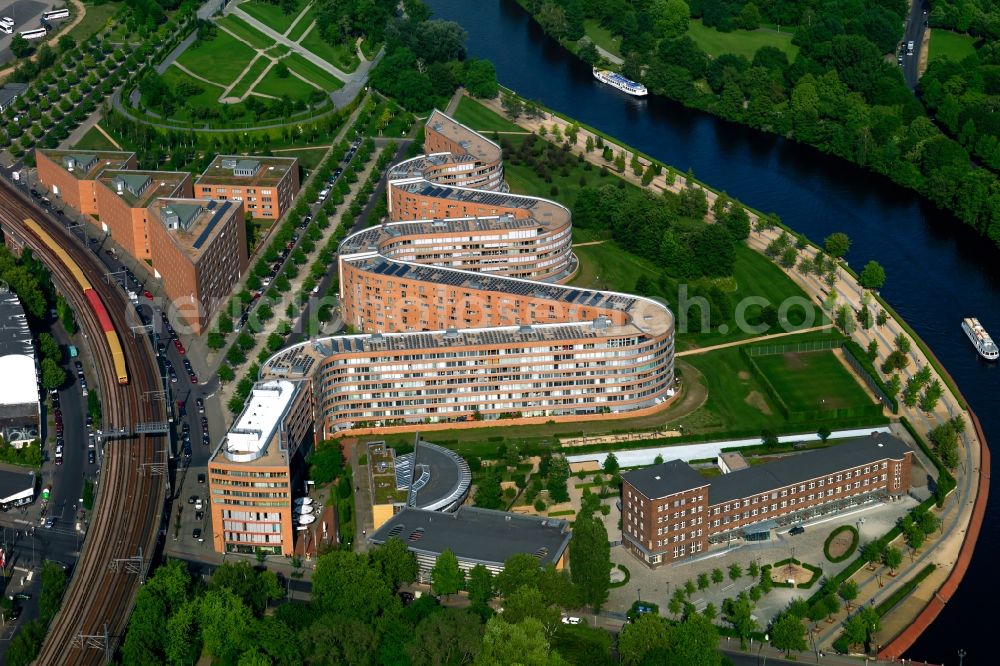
left=874, top=563, right=937, bottom=617
left=824, top=525, right=860, bottom=564
left=900, top=416, right=956, bottom=508
left=842, top=340, right=899, bottom=414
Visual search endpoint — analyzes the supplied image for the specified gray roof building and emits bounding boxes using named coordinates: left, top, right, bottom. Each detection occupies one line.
left=0, top=287, right=39, bottom=446
left=0, top=463, right=36, bottom=508
left=0, top=83, right=27, bottom=112
left=370, top=506, right=571, bottom=577
left=708, top=436, right=911, bottom=504
left=395, top=439, right=471, bottom=512
left=623, top=459, right=709, bottom=499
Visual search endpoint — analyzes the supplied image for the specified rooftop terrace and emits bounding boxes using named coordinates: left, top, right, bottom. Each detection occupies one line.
left=217, top=380, right=298, bottom=465
left=98, top=170, right=189, bottom=208
left=149, top=198, right=239, bottom=262
left=426, top=108, right=502, bottom=163
left=197, top=154, right=297, bottom=188
left=338, top=215, right=562, bottom=256
left=40, top=149, right=134, bottom=181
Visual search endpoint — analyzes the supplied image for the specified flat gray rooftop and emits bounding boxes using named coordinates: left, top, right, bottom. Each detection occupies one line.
left=369, top=506, right=571, bottom=568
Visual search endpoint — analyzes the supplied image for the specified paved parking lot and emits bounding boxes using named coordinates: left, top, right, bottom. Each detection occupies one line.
left=606, top=495, right=921, bottom=624
left=0, top=1, right=61, bottom=64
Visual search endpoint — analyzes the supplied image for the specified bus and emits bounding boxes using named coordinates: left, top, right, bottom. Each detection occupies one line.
left=42, top=8, right=69, bottom=21
left=20, top=27, right=47, bottom=40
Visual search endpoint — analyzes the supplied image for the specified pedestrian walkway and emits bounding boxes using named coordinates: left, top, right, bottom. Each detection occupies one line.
left=675, top=324, right=835, bottom=357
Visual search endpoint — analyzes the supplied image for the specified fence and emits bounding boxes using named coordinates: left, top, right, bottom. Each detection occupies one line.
left=741, top=339, right=885, bottom=423
left=841, top=341, right=898, bottom=413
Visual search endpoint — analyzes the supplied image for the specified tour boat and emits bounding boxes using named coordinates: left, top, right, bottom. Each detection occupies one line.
left=593, top=67, right=648, bottom=97
left=962, top=317, right=999, bottom=360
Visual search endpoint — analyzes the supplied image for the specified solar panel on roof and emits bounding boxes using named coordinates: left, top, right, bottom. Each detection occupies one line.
left=193, top=201, right=231, bottom=250
left=206, top=200, right=216, bottom=210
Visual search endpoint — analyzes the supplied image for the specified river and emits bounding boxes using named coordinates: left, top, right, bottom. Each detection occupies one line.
left=425, top=1, right=999, bottom=662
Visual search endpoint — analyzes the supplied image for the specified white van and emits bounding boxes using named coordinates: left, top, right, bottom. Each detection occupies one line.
left=907, top=40, right=915, bottom=54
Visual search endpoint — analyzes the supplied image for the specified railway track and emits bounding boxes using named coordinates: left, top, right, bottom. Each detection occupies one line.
left=0, top=179, right=166, bottom=664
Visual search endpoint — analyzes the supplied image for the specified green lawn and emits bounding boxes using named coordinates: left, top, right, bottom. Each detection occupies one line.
left=301, top=28, right=359, bottom=72
left=176, top=30, right=258, bottom=86
left=72, top=126, right=118, bottom=151
left=162, top=66, right=225, bottom=111
left=287, top=5, right=315, bottom=42
left=227, top=56, right=273, bottom=100
left=570, top=241, right=658, bottom=295
left=216, top=14, right=276, bottom=50
left=239, top=0, right=304, bottom=34
left=687, top=19, right=798, bottom=60
left=929, top=30, right=977, bottom=64
left=285, top=53, right=344, bottom=91
left=360, top=37, right=381, bottom=59
left=583, top=19, right=622, bottom=58
left=684, top=347, right=783, bottom=432
left=451, top=97, right=525, bottom=133
left=70, top=2, right=120, bottom=42
left=752, top=350, right=875, bottom=412
left=254, top=66, right=318, bottom=102
left=272, top=147, right=328, bottom=170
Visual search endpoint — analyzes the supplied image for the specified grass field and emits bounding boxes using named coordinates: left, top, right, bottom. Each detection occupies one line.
left=451, top=97, right=525, bottom=133
left=287, top=5, right=315, bottom=41
left=570, top=241, right=657, bottom=295
left=285, top=53, right=344, bottom=91
left=177, top=30, right=257, bottom=86
left=272, top=146, right=329, bottom=170
left=216, top=15, right=276, bottom=50
left=929, top=30, right=977, bottom=64
left=583, top=19, right=623, bottom=58
left=70, top=2, right=120, bottom=42
left=301, top=29, right=359, bottom=72
left=254, top=65, right=317, bottom=102
left=227, top=56, right=272, bottom=100
left=752, top=350, right=874, bottom=412
left=162, top=66, right=225, bottom=109
left=687, top=19, right=798, bottom=60
left=684, top=347, right=783, bottom=431
left=73, top=126, right=118, bottom=151
left=239, top=0, right=304, bottom=34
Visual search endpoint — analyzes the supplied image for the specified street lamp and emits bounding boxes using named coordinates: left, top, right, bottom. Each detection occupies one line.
left=958, top=649, right=966, bottom=666
left=757, top=633, right=769, bottom=666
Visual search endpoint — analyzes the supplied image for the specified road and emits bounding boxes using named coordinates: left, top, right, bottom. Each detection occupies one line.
left=901, top=0, right=930, bottom=89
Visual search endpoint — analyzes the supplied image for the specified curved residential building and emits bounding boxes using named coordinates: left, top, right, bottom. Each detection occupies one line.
left=261, top=110, right=676, bottom=435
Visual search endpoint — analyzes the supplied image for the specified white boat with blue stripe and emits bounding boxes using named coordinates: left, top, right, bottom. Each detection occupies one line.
left=592, top=67, right=648, bottom=97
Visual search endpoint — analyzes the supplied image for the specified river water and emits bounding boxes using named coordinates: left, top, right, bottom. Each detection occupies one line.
left=426, top=1, right=998, bottom=662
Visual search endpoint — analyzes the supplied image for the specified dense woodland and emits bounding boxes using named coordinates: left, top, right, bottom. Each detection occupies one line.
left=368, top=1, right=498, bottom=110
left=520, top=0, right=1000, bottom=246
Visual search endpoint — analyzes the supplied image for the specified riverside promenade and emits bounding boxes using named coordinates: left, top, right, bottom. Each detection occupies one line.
left=474, top=89, right=989, bottom=657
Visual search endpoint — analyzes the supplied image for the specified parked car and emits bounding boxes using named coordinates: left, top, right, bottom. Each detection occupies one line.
left=197, top=473, right=205, bottom=484
left=195, top=511, right=205, bottom=521
left=194, top=498, right=203, bottom=511
left=192, top=528, right=203, bottom=542
left=789, top=525, right=805, bottom=535
left=561, top=616, right=583, bottom=625
left=88, top=450, right=96, bottom=464
left=196, top=398, right=205, bottom=413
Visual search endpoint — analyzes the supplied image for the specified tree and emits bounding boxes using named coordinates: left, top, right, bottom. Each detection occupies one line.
left=568, top=509, right=611, bottom=609
left=407, top=608, right=483, bottom=666
left=617, top=614, right=671, bottom=666
left=824, top=232, right=851, bottom=259
left=207, top=331, right=225, bottom=350
left=476, top=616, right=562, bottom=666
left=602, top=452, right=619, bottom=475
left=697, top=572, right=710, bottom=590
left=859, top=260, right=886, bottom=289
left=866, top=339, right=879, bottom=361
left=770, top=613, right=807, bottom=655
left=728, top=562, right=743, bottom=582
left=838, top=580, right=859, bottom=610
left=370, top=537, right=417, bottom=589
left=818, top=425, right=832, bottom=442
left=312, top=550, right=396, bottom=623
left=547, top=454, right=570, bottom=503
left=475, top=465, right=504, bottom=509
left=307, top=440, right=344, bottom=483
left=496, top=553, right=542, bottom=597
left=10, top=34, right=30, bottom=58
left=38, top=562, right=67, bottom=624
left=465, top=58, right=498, bottom=98
left=208, top=561, right=281, bottom=616
left=654, top=453, right=664, bottom=465
left=711, top=568, right=724, bottom=585
left=723, top=593, right=758, bottom=648
left=430, top=549, right=464, bottom=599
left=197, top=588, right=254, bottom=664
left=883, top=546, right=903, bottom=573
left=467, top=563, right=495, bottom=606
left=667, top=612, right=724, bottom=666
left=500, top=585, right=561, bottom=635
left=861, top=541, right=884, bottom=568
left=747, top=561, right=760, bottom=579
left=274, top=62, right=290, bottom=78
left=40, top=357, right=66, bottom=391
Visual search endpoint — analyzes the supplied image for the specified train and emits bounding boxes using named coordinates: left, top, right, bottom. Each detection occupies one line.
left=21, top=218, right=129, bottom=385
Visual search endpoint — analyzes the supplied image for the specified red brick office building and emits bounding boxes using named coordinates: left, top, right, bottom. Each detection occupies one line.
left=621, top=435, right=913, bottom=568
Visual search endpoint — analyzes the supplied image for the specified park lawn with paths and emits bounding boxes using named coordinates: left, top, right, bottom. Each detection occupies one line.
left=176, top=29, right=258, bottom=86
left=285, top=53, right=344, bottom=91
left=686, top=19, right=798, bottom=60
left=227, top=56, right=273, bottom=100
left=928, top=30, right=977, bottom=64
left=216, top=14, right=277, bottom=50
left=286, top=4, right=315, bottom=42
left=301, top=28, right=359, bottom=72
left=583, top=19, right=622, bottom=58
left=239, top=0, right=305, bottom=34
left=751, top=350, right=875, bottom=412
left=162, top=66, right=225, bottom=110
left=69, top=2, right=120, bottom=42
left=451, top=96, right=525, bottom=133
left=72, top=125, right=118, bottom=151
left=254, top=66, right=318, bottom=102
left=683, top=346, right=784, bottom=433
left=570, top=240, right=658, bottom=296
